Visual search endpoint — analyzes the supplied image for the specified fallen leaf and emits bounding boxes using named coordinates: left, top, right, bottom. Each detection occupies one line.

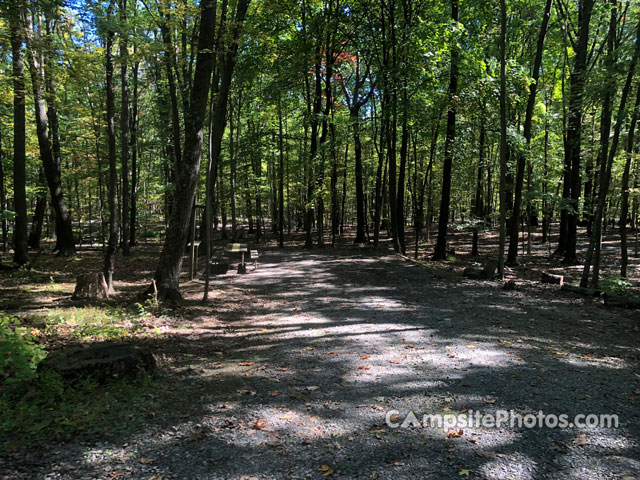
left=271, top=392, right=280, bottom=397
left=361, top=355, right=371, bottom=359
left=572, top=435, right=588, bottom=446
left=459, top=468, right=471, bottom=477
left=184, top=431, right=205, bottom=442
left=304, top=346, right=313, bottom=351
left=447, top=429, right=464, bottom=438
left=357, top=365, right=371, bottom=370
left=306, top=386, right=320, bottom=391
left=254, top=418, right=267, bottom=429
left=317, top=465, right=334, bottom=476
left=139, top=457, right=156, bottom=464
left=238, top=362, right=254, bottom=366
left=328, top=351, right=338, bottom=355
left=389, top=360, right=401, bottom=364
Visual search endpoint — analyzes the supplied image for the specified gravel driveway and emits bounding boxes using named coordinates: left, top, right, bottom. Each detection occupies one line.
left=4, top=248, right=640, bottom=479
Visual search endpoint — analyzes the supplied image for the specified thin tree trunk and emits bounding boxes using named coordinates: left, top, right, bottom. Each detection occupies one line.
left=581, top=13, right=640, bottom=287
left=278, top=97, right=285, bottom=248
left=472, top=117, right=485, bottom=256
left=104, top=0, right=118, bottom=292
left=120, top=0, right=130, bottom=255
left=130, top=57, right=139, bottom=247
left=498, top=0, right=507, bottom=278
left=433, top=0, right=459, bottom=260
left=507, top=0, right=553, bottom=265
left=0, top=131, right=7, bottom=254
left=621, top=86, right=640, bottom=277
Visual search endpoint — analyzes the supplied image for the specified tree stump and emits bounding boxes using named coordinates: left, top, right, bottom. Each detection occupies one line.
left=482, top=260, right=498, bottom=279
left=541, top=272, right=564, bottom=285
left=464, top=260, right=498, bottom=280
left=39, top=343, right=156, bottom=381
left=72, top=272, right=109, bottom=300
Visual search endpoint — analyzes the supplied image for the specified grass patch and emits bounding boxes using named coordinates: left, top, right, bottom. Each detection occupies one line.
left=26, top=305, right=165, bottom=343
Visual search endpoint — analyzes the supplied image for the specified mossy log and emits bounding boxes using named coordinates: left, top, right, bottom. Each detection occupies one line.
left=39, top=343, right=156, bottom=381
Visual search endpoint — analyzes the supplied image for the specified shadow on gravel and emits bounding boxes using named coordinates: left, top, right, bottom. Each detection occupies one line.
left=4, top=247, right=640, bottom=479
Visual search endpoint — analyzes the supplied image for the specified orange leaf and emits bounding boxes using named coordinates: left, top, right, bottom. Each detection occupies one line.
left=239, top=362, right=254, bottom=366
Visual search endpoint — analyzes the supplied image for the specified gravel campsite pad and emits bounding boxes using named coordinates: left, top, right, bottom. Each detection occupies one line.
left=3, top=249, right=640, bottom=479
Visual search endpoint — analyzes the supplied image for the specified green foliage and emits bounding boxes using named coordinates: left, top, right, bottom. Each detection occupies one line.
left=0, top=368, right=160, bottom=448
left=0, top=314, right=47, bottom=383
left=27, top=306, right=164, bottom=343
left=601, top=276, right=633, bottom=296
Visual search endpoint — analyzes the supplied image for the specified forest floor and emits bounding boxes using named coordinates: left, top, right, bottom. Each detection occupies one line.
left=1, top=228, right=640, bottom=479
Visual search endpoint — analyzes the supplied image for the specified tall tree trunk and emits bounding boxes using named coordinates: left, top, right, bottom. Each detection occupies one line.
left=433, top=0, right=459, bottom=260
left=0, top=131, right=7, bottom=254
left=130, top=57, right=139, bottom=247
left=562, top=0, right=594, bottom=264
left=351, top=104, right=366, bottom=243
left=472, top=117, right=485, bottom=256
left=23, top=10, right=76, bottom=257
left=10, top=14, right=28, bottom=265
left=120, top=0, right=130, bottom=255
left=498, top=0, right=507, bottom=278
left=507, top=0, right=553, bottom=265
left=278, top=97, right=285, bottom=248
left=104, top=0, right=118, bottom=292
left=620, top=85, right=640, bottom=277
left=581, top=14, right=640, bottom=287
left=230, top=96, right=237, bottom=240
left=207, top=0, right=249, bottom=242
left=155, top=0, right=249, bottom=300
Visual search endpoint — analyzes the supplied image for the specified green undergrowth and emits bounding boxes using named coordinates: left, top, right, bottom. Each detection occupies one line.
left=1, top=306, right=171, bottom=452
left=25, top=303, right=166, bottom=344
left=0, top=369, right=166, bottom=451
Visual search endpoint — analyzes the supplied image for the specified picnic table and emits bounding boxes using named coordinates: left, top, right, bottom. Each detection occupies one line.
left=224, top=243, right=259, bottom=273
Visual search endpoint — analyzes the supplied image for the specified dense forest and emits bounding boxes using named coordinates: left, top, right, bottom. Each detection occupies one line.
left=2, top=0, right=640, bottom=296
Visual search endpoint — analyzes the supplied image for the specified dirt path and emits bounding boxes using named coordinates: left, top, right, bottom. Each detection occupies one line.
left=5, top=248, right=640, bottom=479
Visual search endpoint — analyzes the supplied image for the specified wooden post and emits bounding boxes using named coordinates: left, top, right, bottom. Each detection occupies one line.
left=190, top=204, right=197, bottom=280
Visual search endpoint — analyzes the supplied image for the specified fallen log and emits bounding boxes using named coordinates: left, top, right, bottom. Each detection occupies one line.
left=603, top=293, right=640, bottom=308
left=541, top=272, right=564, bottom=285
left=464, top=260, right=498, bottom=280
left=39, top=343, right=156, bottom=381
left=560, top=284, right=601, bottom=297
